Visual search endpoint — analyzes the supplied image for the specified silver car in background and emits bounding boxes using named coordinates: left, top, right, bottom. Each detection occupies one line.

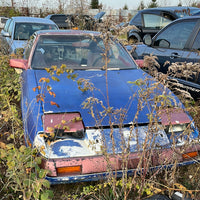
left=0, top=16, right=58, bottom=54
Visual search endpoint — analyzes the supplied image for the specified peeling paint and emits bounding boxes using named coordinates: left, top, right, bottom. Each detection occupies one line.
left=34, top=126, right=171, bottom=159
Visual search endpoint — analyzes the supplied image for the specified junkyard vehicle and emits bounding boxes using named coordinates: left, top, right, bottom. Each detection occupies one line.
left=9, top=30, right=200, bottom=184
left=93, top=11, right=105, bottom=23
left=127, top=16, right=200, bottom=98
left=45, top=14, right=72, bottom=29
left=128, top=6, right=200, bottom=43
left=45, top=12, right=105, bottom=30
left=0, top=16, right=58, bottom=54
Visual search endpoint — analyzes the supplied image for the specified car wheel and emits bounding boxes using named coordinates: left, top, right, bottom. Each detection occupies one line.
left=128, top=36, right=140, bottom=44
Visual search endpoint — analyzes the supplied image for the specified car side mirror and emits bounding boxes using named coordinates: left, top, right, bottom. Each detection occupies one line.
left=143, top=34, right=152, bottom=46
left=10, top=59, right=28, bottom=70
left=157, top=39, right=170, bottom=48
left=1, top=30, right=10, bottom=37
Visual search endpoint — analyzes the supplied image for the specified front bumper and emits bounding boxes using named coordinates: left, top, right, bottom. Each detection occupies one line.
left=46, top=159, right=200, bottom=184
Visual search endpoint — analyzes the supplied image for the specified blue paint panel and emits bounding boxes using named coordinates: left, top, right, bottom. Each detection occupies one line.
left=32, top=69, right=176, bottom=127
left=21, top=69, right=44, bottom=144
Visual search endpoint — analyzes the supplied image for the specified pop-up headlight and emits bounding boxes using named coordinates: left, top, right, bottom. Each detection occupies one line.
left=42, top=112, right=85, bottom=140
left=159, top=108, right=191, bottom=134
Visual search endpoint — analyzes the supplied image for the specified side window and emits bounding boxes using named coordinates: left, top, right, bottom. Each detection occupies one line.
left=7, top=20, right=14, bottom=36
left=192, top=31, right=200, bottom=50
left=143, top=14, right=173, bottom=28
left=153, top=21, right=197, bottom=49
left=3, top=18, right=11, bottom=32
left=143, top=14, right=161, bottom=28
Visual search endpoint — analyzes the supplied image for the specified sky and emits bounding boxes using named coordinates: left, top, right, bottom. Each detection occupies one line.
left=99, top=0, right=191, bottom=10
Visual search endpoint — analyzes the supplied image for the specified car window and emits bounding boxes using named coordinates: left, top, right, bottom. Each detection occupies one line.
left=143, top=14, right=173, bottom=29
left=14, top=23, right=58, bottom=40
left=31, top=35, right=137, bottom=70
left=192, top=31, right=200, bottom=50
left=3, top=18, right=11, bottom=32
left=51, top=15, right=67, bottom=21
left=153, top=21, right=197, bottom=49
left=7, top=20, right=14, bottom=36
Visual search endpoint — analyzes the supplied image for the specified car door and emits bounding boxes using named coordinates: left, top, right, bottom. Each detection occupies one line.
left=142, top=19, right=198, bottom=74
left=181, top=24, right=200, bottom=86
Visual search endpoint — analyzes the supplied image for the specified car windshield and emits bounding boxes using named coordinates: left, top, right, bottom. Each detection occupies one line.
left=14, top=23, right=57, bottom=40
left=31, top=35, right=137, bottom=70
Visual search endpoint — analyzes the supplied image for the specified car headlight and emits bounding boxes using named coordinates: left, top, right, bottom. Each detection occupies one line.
left=159, top=108, right=191, bottom=134
left=167, top=123, right=188, bottom=133
left=42, top=112, right=85, bottom=140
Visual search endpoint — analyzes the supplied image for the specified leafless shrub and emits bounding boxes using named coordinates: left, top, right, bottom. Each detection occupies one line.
left=0, top=37, right=10, bottom=55
left=168, top=62, right=200, bottom=83
left=142, top=55, right=195, bottom=102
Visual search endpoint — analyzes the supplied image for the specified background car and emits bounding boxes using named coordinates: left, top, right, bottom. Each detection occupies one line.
left=93, top=11, right=105, bottom=23
left=9, top=30, right=200, bottom=184
left=0, top=16, right=58, bottom=54
left=45, top=14, right=72, bottom=29
left=127, top=6, right=200, bottom=43
left=45, top=14, right=70, bottom=29
left=128, top=16, right=200, bottom=98
left=45, top=12, right=106, bottom=30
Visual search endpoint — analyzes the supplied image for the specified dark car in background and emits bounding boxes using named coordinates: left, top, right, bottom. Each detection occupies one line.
left=128, top=16, right=200, bottom=98
left=45, top=14, right=70, bottom=29
left=45, top=12, right=106, bottom=30
left=128, top=6, right=200, bottom=43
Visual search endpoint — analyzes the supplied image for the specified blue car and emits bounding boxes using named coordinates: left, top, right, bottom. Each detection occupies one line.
left=9, top=30, right=200, bottom=184
left=128, top=16, right=200, bottom=98
left=0, top=16, right=58, bottom=54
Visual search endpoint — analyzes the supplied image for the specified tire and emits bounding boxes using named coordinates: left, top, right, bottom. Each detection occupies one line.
left=128, top=36, right=140, bottom=44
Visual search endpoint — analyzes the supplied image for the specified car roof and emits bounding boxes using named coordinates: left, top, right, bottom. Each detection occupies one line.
left=47, top=14, right=67, bottom=16
left=139, top=6, right=200, bottom=16
left=141, top=6, right=199, bottom=12
left=34, top=29, right=101, bottom=36
left=45, top=14, right=67, bottom=18
left=11, top=16, right=56, bottom=24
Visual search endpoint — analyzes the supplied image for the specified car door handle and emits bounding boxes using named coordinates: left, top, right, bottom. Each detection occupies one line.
left=170, top=52, right=181, bottom=59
